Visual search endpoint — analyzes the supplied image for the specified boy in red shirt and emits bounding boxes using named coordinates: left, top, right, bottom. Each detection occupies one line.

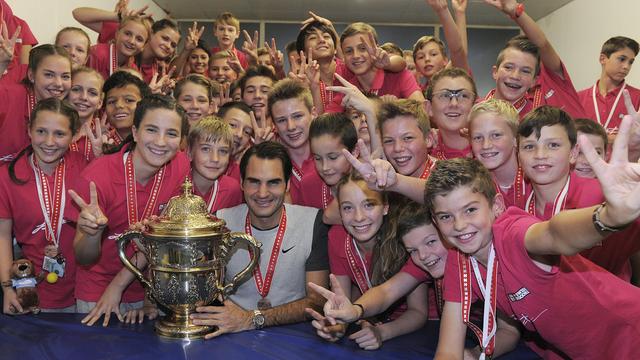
left=517, top=106, right=640, bottom=281
left=426, top=67, right=476, bottom=160
left=429, top=117, right=640, bottom=358
left=578, top=37, right=640, bottom=135
left=267, top=79, right=318, bottom=204
left=187, top=116, right=242, bottom=213
left=210, top=12, right=248, bottom=70
left=469, top=99, right=529, bottom=208
left=482, top=0, right=585, bottom=119
left=325, top=22, right=423, bottom=113
left=379, top=99, right=437, bottom=179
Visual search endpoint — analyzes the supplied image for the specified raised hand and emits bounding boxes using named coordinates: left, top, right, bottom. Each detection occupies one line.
left=326, top=73, right=376, bottom=115
left=426, top=0, right=449, bottom=12
left=217, top=82, right=232, bottom=107
left=226, top=50, right=244, bottom=75
left=483, top=0, right=518, bottom=16
left=68, top=182, right=108, bottom=236
left=579, top=110, right=640, bottom=227
left=0, top=20, right=20, bottom=65
left=288, top=50, right=319, bottom=88
left=114, top=0, right=129, bottom=14
left=361, top=32, right=390, bottom=69
left=85, top=113, right=107, bottom=158
left=301, top=11, right=335, bottom=30
left=349, top=320, right=383, bottom=350
left=307, top=274, right=360, bottom=324
left=452, top=0, right=468, bottom=12
left=120, top=4, right=152, bottom=20
left=250, top=110, right=274, bottom=144
left=149, top=65, right=176, bottom=95
left=343, top=139, right=397, bottom=189
left=265, top=38, right=284, bottom=70
left=185, top=22, right=205, bottom=51
left=242, top=30, right=259, bottom=64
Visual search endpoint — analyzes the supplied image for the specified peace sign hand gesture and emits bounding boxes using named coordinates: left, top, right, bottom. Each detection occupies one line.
left=85, top=113, right=107, bottom=158
left=343, top=139, right=397, bottom=190
left=361, top=33, right=390, bottom=69
left=580, top=106, right=640, bottom=227
left=326, top=73, right=375, bottom=114
left=265, top=37, right=284, bottom=71
left=0, top=20, right=19, bottom=65
left=307, top=274, right=361, bottom=324
left=68, top=182, right=108, bottom=236
left=242, top=30, right=259, bottom=64
left=226, top=50, right=244, bottom=75
left=250, top=110, right=274, bottom=145
left=185, top=21, right=205, bottom=51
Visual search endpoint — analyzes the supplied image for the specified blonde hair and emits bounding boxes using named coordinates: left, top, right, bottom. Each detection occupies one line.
left=469, top=99, right=519, bottom=136
left=187, top=116, right=233, bottom=151
left=340, top=22, right=378, bottom=45
left=119, top=15, right=152, bottom=43
left=215, top=12, right=240, bottom=31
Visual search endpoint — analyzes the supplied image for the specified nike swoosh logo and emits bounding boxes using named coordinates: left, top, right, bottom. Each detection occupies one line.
left=282, top=246, right=295, bottom=254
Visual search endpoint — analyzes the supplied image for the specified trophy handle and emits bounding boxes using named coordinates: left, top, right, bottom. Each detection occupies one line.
left=117, top=231, right=152, bottom=289
left=219, top=232, right=262, bottom=296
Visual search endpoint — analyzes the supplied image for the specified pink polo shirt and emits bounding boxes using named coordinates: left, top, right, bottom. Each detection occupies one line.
left=191, top=173, right=243, bottom=213
left=69, top=146, right=190, bottom=302
left=298, top=169, right=332, bottom=209
left=0, top=151, right=87, bottom=309
left=529, top=171, right=638, bottom=281
left=0, top=84, right=31, bottom=160
left=288, top=153, right=318, bottom=205
left=577, top=81, right=640, bottom=132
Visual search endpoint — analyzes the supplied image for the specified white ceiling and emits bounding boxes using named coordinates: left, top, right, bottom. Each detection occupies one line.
left=154, top=0, right=574, bottom=26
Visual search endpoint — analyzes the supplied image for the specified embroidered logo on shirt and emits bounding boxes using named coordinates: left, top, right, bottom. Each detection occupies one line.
left=282, top=245, right=295, bottom=254
left=545, top=89, right=555, bottom=99
left=508, top=287, right=530, bottom=302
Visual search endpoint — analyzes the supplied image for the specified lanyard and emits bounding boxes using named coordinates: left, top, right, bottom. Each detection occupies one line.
left=592, top=82, right=626, bottom=130
left=525, top=175, right=570, bottom=218
left=30, top=154, right=66, bottom=246
left=245, top=207, right=287, bottom=298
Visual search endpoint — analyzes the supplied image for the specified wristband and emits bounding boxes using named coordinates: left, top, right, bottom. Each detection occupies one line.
left=592, top=203, right=629, bottom=235
left=353, top=303, right=365, bottom=320
left=511, top=3, right=525, bottom=20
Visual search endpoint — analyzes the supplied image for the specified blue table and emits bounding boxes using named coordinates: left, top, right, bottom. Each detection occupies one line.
left=0, top=314, right=539, bottom=359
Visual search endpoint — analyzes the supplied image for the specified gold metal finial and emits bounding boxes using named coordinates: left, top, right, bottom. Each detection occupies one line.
left=182, top=177, right=193, bottom=195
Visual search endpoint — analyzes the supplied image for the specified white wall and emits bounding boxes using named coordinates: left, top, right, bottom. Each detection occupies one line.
left=537, top=0, right=640, bottom=91
left=4, top=0, right=167, bottom=44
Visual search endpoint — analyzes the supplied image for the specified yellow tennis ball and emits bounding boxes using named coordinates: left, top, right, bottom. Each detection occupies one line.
left=46, top=272, right=58, bottom=284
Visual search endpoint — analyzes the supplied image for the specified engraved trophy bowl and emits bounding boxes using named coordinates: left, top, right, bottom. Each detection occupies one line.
left=117, top=178, right=261, bottom=339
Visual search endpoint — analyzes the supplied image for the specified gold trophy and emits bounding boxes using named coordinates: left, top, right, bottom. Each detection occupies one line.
left=117, top=179, right=261, bottom=339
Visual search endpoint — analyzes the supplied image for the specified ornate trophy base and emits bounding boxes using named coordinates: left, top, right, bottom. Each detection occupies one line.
left=155, top=311, right=214, bottom=339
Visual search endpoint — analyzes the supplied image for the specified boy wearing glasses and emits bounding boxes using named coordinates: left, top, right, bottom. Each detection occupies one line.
left=425, top=67, right=477, bottom=160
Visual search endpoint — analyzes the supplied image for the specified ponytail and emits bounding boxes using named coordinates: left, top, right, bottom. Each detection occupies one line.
left=8, top=145, right=33, bottom=185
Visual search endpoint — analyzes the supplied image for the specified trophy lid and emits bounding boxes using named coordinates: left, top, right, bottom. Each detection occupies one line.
left=147, top=178, right=226, bottom=237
